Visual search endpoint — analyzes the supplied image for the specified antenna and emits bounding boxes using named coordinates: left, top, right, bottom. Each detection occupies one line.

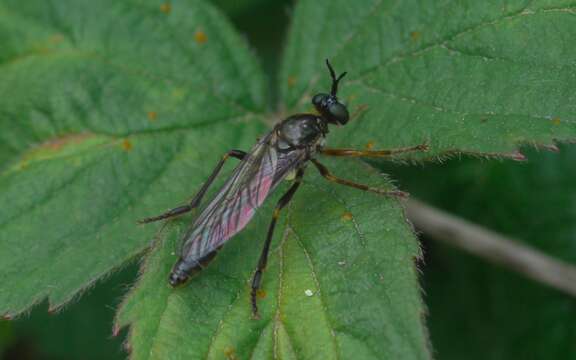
left=326, top=59, right=347, bottom=96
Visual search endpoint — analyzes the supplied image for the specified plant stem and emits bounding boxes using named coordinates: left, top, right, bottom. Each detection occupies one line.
left=406, top=199, right=576, bottom=298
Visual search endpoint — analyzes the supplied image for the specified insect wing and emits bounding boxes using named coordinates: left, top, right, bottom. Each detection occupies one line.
left=179, top=134, right=298, bottom=264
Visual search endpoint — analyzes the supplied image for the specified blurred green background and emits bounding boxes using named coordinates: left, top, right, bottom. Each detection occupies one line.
left=2, top=0, right=575, bottom=359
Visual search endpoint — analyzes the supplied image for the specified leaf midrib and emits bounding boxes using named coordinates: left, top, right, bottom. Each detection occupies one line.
left=354, top=81, right=576, bottom=123
left=289, top=226, right=342, bottom=359
left=1, top=112, right=264, bottom=181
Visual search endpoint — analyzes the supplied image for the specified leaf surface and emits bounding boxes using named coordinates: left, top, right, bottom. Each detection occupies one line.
left=5, top=0, right=576, bottom=358
left=0, top=0, right=266, bottom=316
left=0, top=0, right=430, bottom=359
left=280, top=0, right=576, bottom=158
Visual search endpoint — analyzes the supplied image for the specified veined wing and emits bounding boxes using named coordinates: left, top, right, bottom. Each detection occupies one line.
left=179, top=132, right=306, bottom=264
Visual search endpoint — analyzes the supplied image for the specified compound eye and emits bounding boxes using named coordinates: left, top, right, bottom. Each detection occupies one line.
left=312, top=93, right=328, bottom=107
left=328, top=102, right=349, bottom=124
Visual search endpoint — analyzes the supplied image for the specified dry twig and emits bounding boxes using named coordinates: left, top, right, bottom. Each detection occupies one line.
left=406, top=199, right=576, bottom=297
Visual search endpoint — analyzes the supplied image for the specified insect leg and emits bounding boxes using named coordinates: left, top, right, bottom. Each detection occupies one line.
left=311, top=159, right=408, bottom=198
left=251, top=168, right=304, bottom=319
left=139, top=149, right=247, bottom=224
left=321, top=143, right=428, bottom=158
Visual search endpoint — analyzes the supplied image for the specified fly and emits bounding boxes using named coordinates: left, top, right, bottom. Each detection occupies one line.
left=139, top=60, right=428, bottom=318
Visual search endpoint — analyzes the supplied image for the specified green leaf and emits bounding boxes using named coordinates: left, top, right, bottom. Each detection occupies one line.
left=0, top=0, right=430, bottom=358
left=9, top=0, right=576, bottom=358
left=0, top=0, right=266, bottom=316
left=116, top=159, right=429, bottom=359
left=280, top=0, right=576, bottom=158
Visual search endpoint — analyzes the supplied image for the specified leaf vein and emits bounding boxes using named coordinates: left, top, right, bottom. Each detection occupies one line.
left=353, top=4, right=576, bottom=80
left=355, top=80, right=576, bottom=124
left=273, top=215, right=291, bottom=359
left=203, top=286, right=246, bottom=360
left=288, top=221, right=342, bottom=360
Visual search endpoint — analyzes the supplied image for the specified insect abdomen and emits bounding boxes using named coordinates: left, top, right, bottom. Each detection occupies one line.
left=169, top=249, right=219, bottom=287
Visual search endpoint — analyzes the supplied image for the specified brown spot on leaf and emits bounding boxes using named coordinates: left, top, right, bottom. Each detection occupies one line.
left=365, top=141, right=375, bottom=150
left=341, top=212, right=353, bottom=221
left=160, top=3, right=171, bottom=14
left=147, top=111, right=158, bottom=121
left=287, top=76, right=297, bottom=87
left=194, top=30, right=207, bottom=44
left=552, top=117, right=561, bottom=125
left=256, top=289, right=266, bottom=299
left=122, top=139, right=133, bottom=152
left=39, top=133, right=94, bottom=152
left=410, top=31, right=421, bottom=41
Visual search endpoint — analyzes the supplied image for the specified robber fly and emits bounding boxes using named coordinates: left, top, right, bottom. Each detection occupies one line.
left=140, top=60, right=427, bottom=317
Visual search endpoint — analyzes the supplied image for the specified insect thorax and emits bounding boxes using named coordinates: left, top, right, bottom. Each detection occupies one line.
left=276, top=113, right=326, bottom=152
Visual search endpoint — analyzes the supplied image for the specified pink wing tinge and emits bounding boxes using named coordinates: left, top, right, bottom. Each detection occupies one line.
left=180, top=137, right=280, bottom=263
